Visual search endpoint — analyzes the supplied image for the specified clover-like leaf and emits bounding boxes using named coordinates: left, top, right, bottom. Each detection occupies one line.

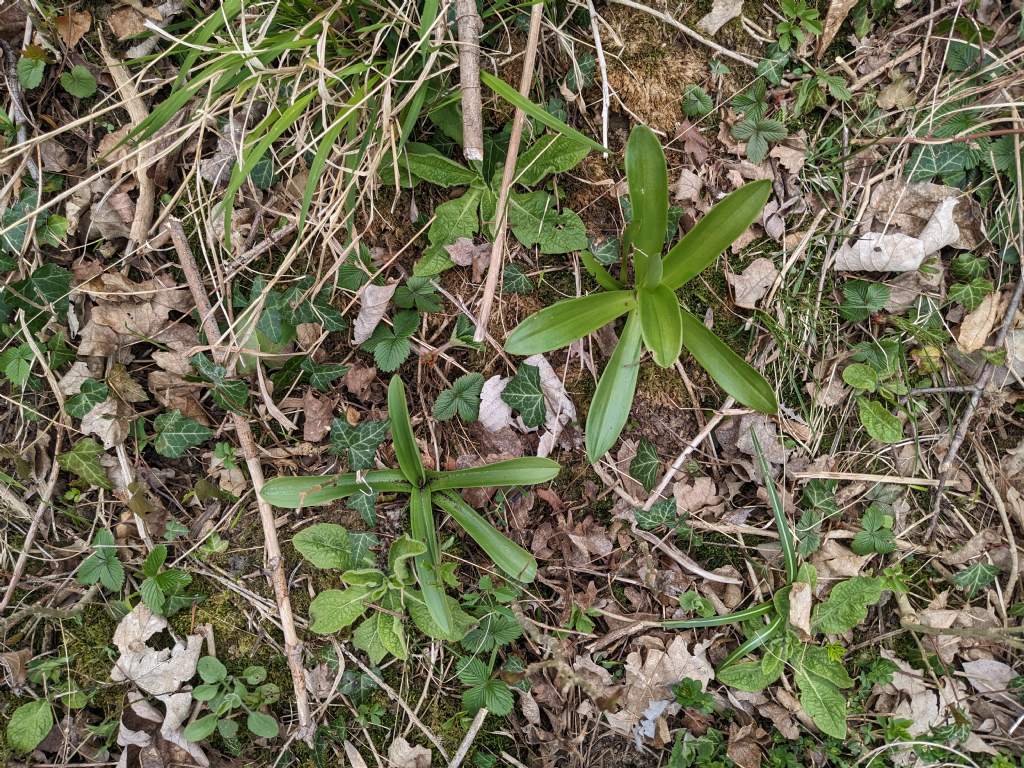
left=433, top=372, right=484, bottom=422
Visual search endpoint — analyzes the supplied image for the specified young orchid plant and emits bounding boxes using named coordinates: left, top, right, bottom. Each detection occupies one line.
left=505, top=125, right=778, bottom=462
left=260, top=376, right=559, bottom=635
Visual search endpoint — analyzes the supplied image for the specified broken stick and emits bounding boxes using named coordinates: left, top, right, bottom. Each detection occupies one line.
left=456, top=0, right=484, bottom=163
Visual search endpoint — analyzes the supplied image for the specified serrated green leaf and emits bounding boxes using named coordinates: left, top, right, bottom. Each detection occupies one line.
left=77, top=529, right=124, bottom=591
left=433, top=372, right=484, bottom=422
left=682, top=85, right=714, bottom=117
left=501, top=363, right=546, bottom=427
left=857, top=398, right=902, bottom=444
left=811, top=576, right=883, bottom=634
left=630, top=439, right=660, bottom=492
left=153, top=410, right=212, bottom=458
left=7, top=699, right=53, bottom=753
left=329, top=418, right=389, bottom=470
left=0, top=345, right=33, bottom=387
left=394, top=277, right=442, bottom=313
left=461, top=608, right=523, bottom=653
left=840, top=280, right=890, bottom=322
left=851, top=528, right=896, bottom=555
left=457, top=657, right=514, bottom=715
left=732, top=115, right=786, bottom=164
left=58, top=438, right=112, bottom=489
left=293, top=523, right=353, bottom=570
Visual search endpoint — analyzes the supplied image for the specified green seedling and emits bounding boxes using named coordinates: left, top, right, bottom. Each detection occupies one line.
left=184, top=658, right=280, bottom=742
left=504, top=125, right=777, bottom=461
left=260, top=375, right=559, bottom=636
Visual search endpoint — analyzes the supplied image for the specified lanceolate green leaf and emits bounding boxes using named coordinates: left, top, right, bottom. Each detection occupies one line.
left=662, top=180, right=772, bottom=290
left=434, top=492, right=537, bottom=582
left=586, top=311, right=643, bottom=462
left=637, top=285, right=682, bottom=368
left=624, top=125, right=668, bottom=286
left=427, top=458, right=559, bottom=490
left=720, top=611, right=786, bottom=668
left=679, top=308, right=777, bottom=414
left=410, top=487, right=451, bottom=635
left=504, top=291, right=635, bottom=355
left=260, top=470, right=409, bottom=508
left=388, top=376, right=425, bottom=486
left=480, top=70, right=606, bottom=154
left=751, top=430, right=796, bottom=581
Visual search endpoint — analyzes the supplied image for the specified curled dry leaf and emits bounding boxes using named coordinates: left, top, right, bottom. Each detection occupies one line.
left=817, top=0, right=858, bottom=55
left=869, top=182, right=983, bottom=250
left=353, top=282, right=398, bottom=343
left=787, top=580, right=813, bottom=642
left=57, top=11, right=92, bottom=48
left=387, top=737, right=431, bottom=768
left=673, top=476, right=724, bottom=516
left=116, top=693, right=209, bottom=768
left=697, top=0, right=743, bottom=35
left=110, top=604, right=203, bottom=697
left=479, top=375, right=514, bottom=433
left=302, top=388, right=335, bottom=443
left=957, top=291, right=999, bottom=353
left=727, top=257, right=778, bottom=310
left=81, top=397, right=132, bottom=449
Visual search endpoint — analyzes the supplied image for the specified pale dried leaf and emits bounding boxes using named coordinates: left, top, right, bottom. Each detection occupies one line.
left=727, top=258, right=778, bottom=309
left=387, top=737, right=431, bottom=768
left=960, top=659, right=1016, bottom=694
left=788, top=580, right=813, bottom=641
left=479, top=375, right=514, bottom=433
left=957, top=292, right=999, bottom=353
left=58, top=361, right=94, bottom=396
left=108, top=6, right=147, bottom=39
left=302, top=389, right=334, bottom=443
left=877, top=77, right=916, bottom=110
left=524, top=354, right=576, bottom=457
left=835, top=232, right=926, bottom=272
left=769, top=144, right=806, bottom=175
left=81, top=398, right=131, bottom=450
left=353, top=282, right=398, bottom=344
left=110, top=604, right=202, bottom=697
left=674, top=169, right=702, bottom=203
left=817, top=0, right=858, bottom=54
left=673, top=476, right=724, bottom=515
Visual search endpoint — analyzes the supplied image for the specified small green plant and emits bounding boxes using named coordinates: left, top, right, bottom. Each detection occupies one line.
left=776, top=0, right=823, bottom=51
left=261, top=375, right=559, bottom=636
left=138, top=545, right=195, bottom=616
left=184, top=657, right=280, bottom=742
left=842, top=338, right=909, bottom=444
left=504, top=125, right=776, bottom=461
left=76, top=529, right=125, bottom=592
left=731, top=82, right=788, bottom=164
left=673, top=677, right=714, bottom=714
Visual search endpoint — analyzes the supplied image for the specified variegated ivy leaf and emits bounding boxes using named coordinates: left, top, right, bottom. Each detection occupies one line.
left=629, top=438, right=660, bottom=492
left=66, top=379, right=108, bottom=418
left=500, top=363, right=546, bottom=428
left=58, top=438, right=112, bottom=489
left=329, top=418, right=389, bottom=470
left=153, top=410, right=213, bottom=458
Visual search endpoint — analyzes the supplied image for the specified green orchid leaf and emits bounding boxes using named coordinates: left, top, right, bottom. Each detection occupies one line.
left=260, top=470, right=409, bottom=508
left=435, top=492, right=537, bottom=582
left=586, top=311, right=643, bottom=462
left=428, top=457, right=560, bottom=491
left=679, top=308, right=777, bottom=413
left=409, top=487, right=451, bottom=636
left=637, top=284, right=683, bottom=368
left=399, top=142, right=477, bottom=187
left=388, top=376, right=425, bottom=486
left=580, top=248, right=623, bottom=291
left=624, top=125, right=668, bottom=287
left=504, top=291, right=636, bottom=355
left=662, top=180, right=772, bottom=290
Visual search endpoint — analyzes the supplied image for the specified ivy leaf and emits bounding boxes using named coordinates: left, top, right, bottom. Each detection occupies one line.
left=457, top=657, right=514, bottom=715
left=153, top=410, right=213, bottom=458
left=329, top=418, right=389, bottom=470
left=348, top=532, right=379, bottom=568
left=629, top=438, right=660, bottom=492
left=293, top=523, right=353, bottom=570
left=60, top=65, right=96, bottom=98
left=77, top=529, right=124, bottom=591
left=952, top=562, right=999, bottom=597
left=58, top=438, right=112, bottom=489
left=5, top=263, right=71, bottom=330
left=353, top=611, right=408, bottom=664
left=6, top=699, right=53, bottom=753
left=501, top=363, right=546, bottom=427
left=302, top=361, right=349, bottom=392
left=950, top=253, right=987, bottom=281
left=433, top=373, right=484, bottom=422
left=840, top=280, right=890, bottom=321
left=811, top=576, right=884, bottom=634
left=908, top=143, right=976, bottom=186
left=349, top=489, right=378, bottom=527
left=949, top=278, right=993, bottom=310
left=732, top=115, right=786, bottom=164
left=635, top=498, right=676, bottom=530
left=66, top=379, right=108, bottom=418
left=502, top=263, right=534, bottom=295
left=857, top=398, right=903, bottom=444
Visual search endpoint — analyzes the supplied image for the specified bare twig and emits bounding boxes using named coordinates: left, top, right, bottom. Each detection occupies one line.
left=853, top=127, right=1024, bottom=146
left=606, top=0, right=759, bottom=69
left=166, top=219, right=314, bottom=745
left=977, top=457, right=1018, bottom=618
left=0, top=584, right=100, bottom=633
left=790, top=471, right=940, bottom=487
left=586, top=0, right=610, bottom=151
left=455, top=0, right=484, bottom=163
left=0, top=38, right=39, bottom=183
left=927, top=275, right=1024, bottom=540
left=448, top=707, right=488, bottom=768
left=473, top=1, right=544, bottom=342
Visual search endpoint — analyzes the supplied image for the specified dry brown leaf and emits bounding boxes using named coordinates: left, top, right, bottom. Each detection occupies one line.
left=957, top=292, right=999, bottom=353
left=388, top=738, right=431, bottom=768
left=343, top=364, right=376, bottom=399
left=81, top=398, right=131, bottom=449
left=673, top=476, right=724, bottom=515
left=697, top=0, right=743, bottom=35
left=835, top=232, right=925, bottom=272
left=57, top=10, right=92, bottom=47
left=727, top=723, right=764, bottom=768
left=108, top=6, right=148, bottom=40
left=116, top=694, right=209, bottom=768
left=445, top=237, right=490, bottom=281
left=787, top=580, right=813, bottom=641
left=108, top=363, right=149, bottom=403
left=817, top=0, right=858, bottom=54
left=302, top=388, right=334, bottom=443
left=353, top=282, right=397, bottom=343
left=110, top=604, right=203, bottom=697
left=960, top=659, right=1016, bottom=695
left=769, top=144, right=806, bottom=175
left=869, top=182, right=982, bottom=250
left=811, top=539, right=868, bottom=581
left=674, top=168, right=702, bottom=203
left=727, top=258, right=778, bottom=309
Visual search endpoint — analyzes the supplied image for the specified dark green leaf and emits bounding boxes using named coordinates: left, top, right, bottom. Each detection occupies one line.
left=293, top=523, right=353, bottom=570
left=624, top=125, right=668, bottom=286
left=630, top=438, right=660, bottom=492
left=153, top=410, right=213, bottom=458
left=840, top=280, right=890, bottom=321
left=388, top=375, right=425, bottom=485
left=58, top=438, right=112, bottom=489
left=329, top=419, right=389, bottom=470
left=502, top=263, right=534, bottom=295
left=638, top=284, right=682, bottom=367
left=501, top=363, right=546, bottom=427
left=433, top=372, right=484, bottom=422
left=952, top=562, right=998, bottom=597
left=60, top=65, right=97, bottom=98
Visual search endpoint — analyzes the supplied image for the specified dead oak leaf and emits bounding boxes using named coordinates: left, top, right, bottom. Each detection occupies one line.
left=57, top=10, right=92, bottom=48
left=110, top=603, right=202, bottom=697
left=727, top=257, right=778, bottom=310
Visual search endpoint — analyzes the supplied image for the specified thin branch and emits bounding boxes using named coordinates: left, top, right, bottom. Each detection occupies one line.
left=166, top=219, right=315, bottom=745
left=448, top=707, right=488, bottom=768
left=456, top=0, right=484, bottom=162
left=473, top=1, right=544, bottom=342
